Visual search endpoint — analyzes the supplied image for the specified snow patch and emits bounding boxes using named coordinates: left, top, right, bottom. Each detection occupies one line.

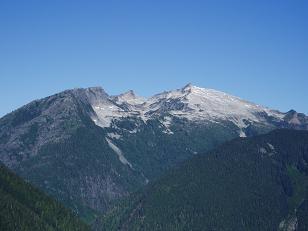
left=259, top=144, right=276, bottom=157
left=162, top=130, right=174, bottom=135
left=161, top=116, right=174, bottom=134
left=259, top=147, right=267, bottom=154
left=162, top=116, right=172, bottom=128
left=279, top=216, right=298, bottom=231
left=107, top=133, right=121, bottom=139
left=267, top=143, right=275, bottom=150
left=239, top=130, right=247, bottom=138
left=140, top=172, right=149, bottom=184
left=106, top=138, right=133, bottom=169
left=128, top=128, right=138, bottom=134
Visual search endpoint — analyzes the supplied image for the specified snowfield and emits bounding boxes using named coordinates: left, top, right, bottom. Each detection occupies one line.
left=88, top=83, right=296, bottom=137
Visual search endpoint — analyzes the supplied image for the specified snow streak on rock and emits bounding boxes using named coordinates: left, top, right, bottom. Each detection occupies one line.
left=106, top=138, right=133, bottom=169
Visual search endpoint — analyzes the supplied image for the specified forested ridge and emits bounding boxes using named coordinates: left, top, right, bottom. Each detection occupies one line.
left=97, top=129, right=308, bottom=231
left=0, top=164, right=90, bottom=231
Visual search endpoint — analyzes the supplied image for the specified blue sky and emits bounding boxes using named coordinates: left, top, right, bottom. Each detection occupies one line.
left=1, top=0, right=307, bottom=116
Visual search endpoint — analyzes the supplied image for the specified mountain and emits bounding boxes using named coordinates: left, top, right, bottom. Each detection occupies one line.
left=0, top=87, right=147, bottom=221
left=0, top=84, right=307, bottom=221
left=90, top=83, right=308, bottom=135
left=97, top=129, right=308, bottom=231
left=0, top=163, right=90, bottom=231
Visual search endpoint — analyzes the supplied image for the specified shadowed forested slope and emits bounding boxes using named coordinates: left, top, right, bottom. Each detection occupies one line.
left=0, top=164, right=90, bottom=231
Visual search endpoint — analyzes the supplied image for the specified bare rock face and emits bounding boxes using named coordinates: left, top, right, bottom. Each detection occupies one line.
left=0, top=87, right=111, bottom=166
left=283, top=110, right=308, bottom=130
left=0, top=84, right=307, bottom=221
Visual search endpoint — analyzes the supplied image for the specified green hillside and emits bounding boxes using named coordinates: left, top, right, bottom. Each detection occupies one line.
left=0, top=164, right=90, bottom=231
left=98, top=129, right=308, bottom=231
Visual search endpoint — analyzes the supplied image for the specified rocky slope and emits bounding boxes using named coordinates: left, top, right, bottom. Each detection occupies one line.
left=0, top=84, right=307, bottom=221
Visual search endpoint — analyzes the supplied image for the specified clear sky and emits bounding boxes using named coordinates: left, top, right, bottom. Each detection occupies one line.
left=1, top=0, right=307, bottom=117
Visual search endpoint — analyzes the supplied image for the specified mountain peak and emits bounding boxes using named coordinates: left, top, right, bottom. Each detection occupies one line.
left=114, top=90, right=145, bottom=105
left=181, top=83, right=195, bottom=92
left=65, top=86, right=108, bottom=98
left=87, top=86, right=106, bottom=93
left=120, top=90, right=136, bottom=98
left=180, top=83, right=209, bottom=95
left=67, top=86, right=109, bottom=105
